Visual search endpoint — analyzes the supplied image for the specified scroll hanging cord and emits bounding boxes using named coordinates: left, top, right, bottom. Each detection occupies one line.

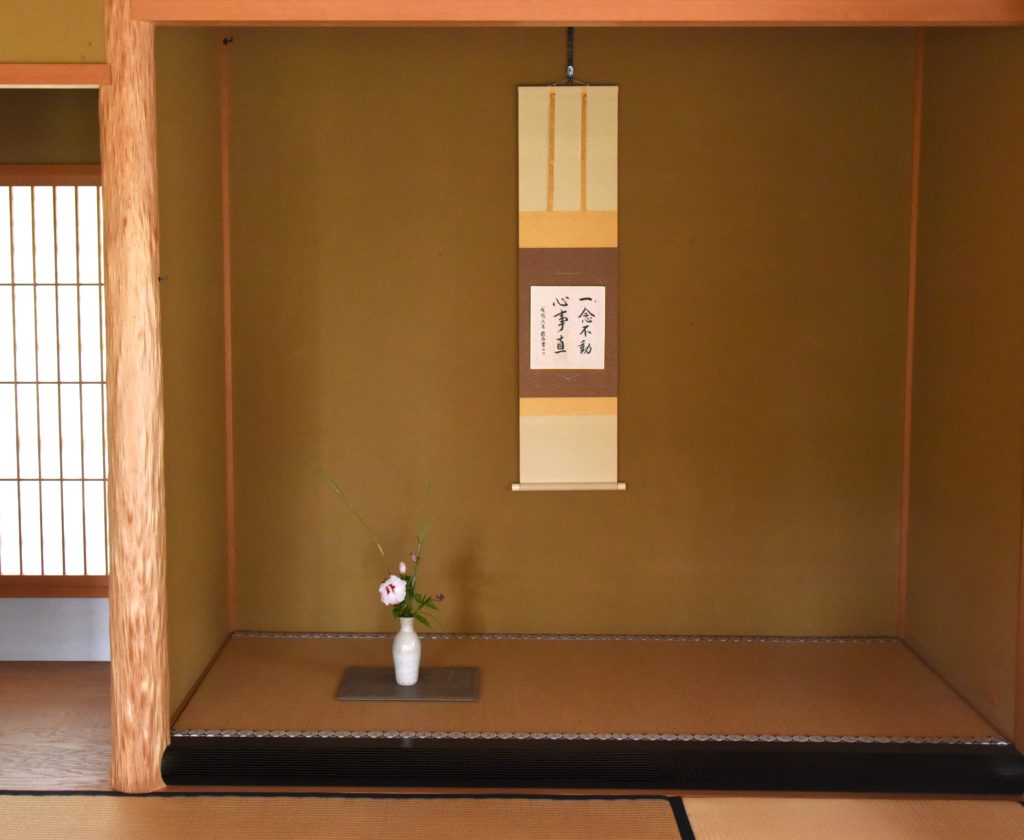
left=551, top=27, right=586, bottom=86
left=567, top=27, right=574, bottom=83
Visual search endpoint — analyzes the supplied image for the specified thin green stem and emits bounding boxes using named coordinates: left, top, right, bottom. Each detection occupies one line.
left=314, top=463, right=387, bottom=562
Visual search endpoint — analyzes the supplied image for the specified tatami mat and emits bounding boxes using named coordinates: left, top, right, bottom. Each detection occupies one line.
left=173, top=635, right=1000, bottom=740
left=0, top=794, right=683, bottom=840
left=3, top=793, right=1023, bottom=840
left=685, top=796, right=1024, bottom=840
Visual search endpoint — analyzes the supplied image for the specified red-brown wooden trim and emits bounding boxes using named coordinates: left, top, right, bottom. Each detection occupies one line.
left=1018, top=513, right=1024, bottom=742
left=0, top=164, right=102, bottom=187
left=1018, top=489, right=1024, bottom=745
left=131, top=0, right=1024, bottom=26
left=897, top=29, right=924, bottom=640
left=219, top=33, right=238, bottom=633
left=1017, top=272, right=1024, bottom=746
left=0, top=64, right=111, bottom=88
left=0, top=575, right=109, bottom=598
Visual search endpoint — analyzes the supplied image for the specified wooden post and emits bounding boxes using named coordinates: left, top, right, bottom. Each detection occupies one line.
left=99, top=0, right=169, bottom=793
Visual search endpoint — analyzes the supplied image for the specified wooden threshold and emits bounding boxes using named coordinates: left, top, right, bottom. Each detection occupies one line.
left=131, top=0, right=1024, bottom=26
left=0, top=64, right=111, bottom=88
left=0, top=575, right=109, bottom=598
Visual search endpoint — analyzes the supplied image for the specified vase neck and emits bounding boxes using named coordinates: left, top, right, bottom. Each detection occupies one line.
left=399, top=617, right=416, bottom=631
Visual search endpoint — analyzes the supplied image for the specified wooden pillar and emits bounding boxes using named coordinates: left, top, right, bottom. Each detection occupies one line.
left=99, top=0, right=169, bottom=793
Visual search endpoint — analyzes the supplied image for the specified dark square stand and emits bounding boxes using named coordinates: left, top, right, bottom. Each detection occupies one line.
left=336, top=666, right=479, bottom=702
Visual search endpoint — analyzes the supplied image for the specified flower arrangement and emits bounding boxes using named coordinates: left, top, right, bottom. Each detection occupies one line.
left=319, top=466, right=443, bottom=628
left=378, top=550, right=444, bottom=627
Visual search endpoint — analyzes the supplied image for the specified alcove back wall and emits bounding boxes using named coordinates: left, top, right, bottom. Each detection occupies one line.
left=229, top=28, right=913, bottom=636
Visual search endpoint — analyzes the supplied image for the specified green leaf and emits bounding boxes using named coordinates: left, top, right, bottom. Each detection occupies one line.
left=414, top=613, right=430, bottom=627
left=422, top=601, right=438, bottom=610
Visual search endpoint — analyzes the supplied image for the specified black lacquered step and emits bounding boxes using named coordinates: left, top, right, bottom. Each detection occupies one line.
left=162, top=735, right=1024, bottom=794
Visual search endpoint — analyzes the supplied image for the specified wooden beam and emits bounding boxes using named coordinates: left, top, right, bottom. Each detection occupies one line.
left=100, top=0, right=169, bottom=794
left=0, top=576, right=109, bottom=598
left=0, top=63, right=111, bottom=88
left=131, top=0, right=1024, bottom=26
left=0, top=164, right=102, bottom=187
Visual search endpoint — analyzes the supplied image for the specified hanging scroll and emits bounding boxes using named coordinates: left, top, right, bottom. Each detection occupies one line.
left=516, top=86, right=621, bottom=491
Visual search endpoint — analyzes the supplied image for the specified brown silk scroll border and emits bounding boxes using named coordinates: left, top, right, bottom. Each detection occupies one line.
left=519, top=248, right=619, bottom=398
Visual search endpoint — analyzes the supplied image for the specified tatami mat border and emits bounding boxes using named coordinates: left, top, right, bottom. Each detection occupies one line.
left=0, top=790, right=679, bottom=802
left=234, top=631, right=898, bottom=644
left=170, top=728, right=1008, bottom=746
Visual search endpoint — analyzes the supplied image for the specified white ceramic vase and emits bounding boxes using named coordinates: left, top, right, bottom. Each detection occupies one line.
left=392, top=616, right=421, bottom=686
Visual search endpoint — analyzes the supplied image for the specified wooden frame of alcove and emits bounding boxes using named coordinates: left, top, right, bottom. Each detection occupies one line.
left=88, top=0, right=1024, bottom=792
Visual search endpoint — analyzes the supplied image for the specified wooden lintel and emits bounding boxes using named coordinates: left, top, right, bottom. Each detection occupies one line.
left=0, top=576, right=110, bottom=598
left=0, top=164, right=102, bottom=187
left=100, top=0, right=170, bottom=795
left=0, top=63, right=111, bottom=88
left=131, top=0, right=1024, bottom=26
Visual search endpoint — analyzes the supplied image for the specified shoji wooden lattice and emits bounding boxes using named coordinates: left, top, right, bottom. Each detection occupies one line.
left=0, top=179, right=109, bottom=589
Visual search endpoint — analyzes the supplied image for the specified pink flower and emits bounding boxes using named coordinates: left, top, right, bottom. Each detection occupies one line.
left=398, top=561, right=407, bottom=575
left=378, top=575, right=407, bottom=606
left=409, top=552, right=419, bottom=565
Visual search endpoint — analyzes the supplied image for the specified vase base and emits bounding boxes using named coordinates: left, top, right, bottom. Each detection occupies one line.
left=336, top=666, right=479, bottom=702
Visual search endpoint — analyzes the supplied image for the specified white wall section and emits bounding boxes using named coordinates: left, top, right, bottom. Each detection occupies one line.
left=0, top=598, right=109, bottom=660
